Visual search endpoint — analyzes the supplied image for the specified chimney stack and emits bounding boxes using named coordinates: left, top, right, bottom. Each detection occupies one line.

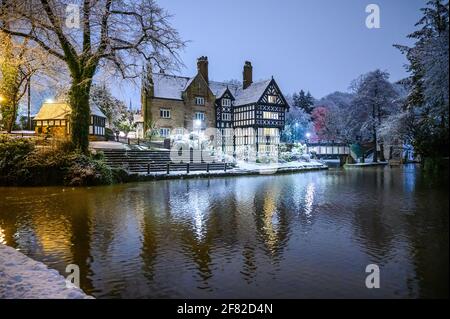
left=243, top=61, right=253, bottom=89
left=197, top=56, right=209, bottom=84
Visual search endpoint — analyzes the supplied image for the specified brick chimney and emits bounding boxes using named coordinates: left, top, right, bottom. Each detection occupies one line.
left=197, top=56, right=209, bottom=83
left=243, top=61, right=253, bottom=89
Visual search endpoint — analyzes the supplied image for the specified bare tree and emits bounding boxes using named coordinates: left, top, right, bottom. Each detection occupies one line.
left=0, top=0, right=185, bottom=152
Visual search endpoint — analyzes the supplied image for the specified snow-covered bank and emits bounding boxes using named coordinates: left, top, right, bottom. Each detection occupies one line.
left=344, top=162, right=388, bottom=168
left=127, top=160, right=328, bottom=182
left=234, top=160, right=326, bottom=172
left=0, top=244, right=93, bottom=299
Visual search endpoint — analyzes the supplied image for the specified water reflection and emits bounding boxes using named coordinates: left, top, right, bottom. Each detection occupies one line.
left=0, top=226, right=6, bottom=245
left=0, top=165, right=448, bottom=298
left=303, top=182, right=315, bottom=219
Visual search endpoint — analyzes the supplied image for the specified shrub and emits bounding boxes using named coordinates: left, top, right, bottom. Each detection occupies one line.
left=64, top=154, right=113, bottom=186
left=111, top=167, right=130, bottom=183
left=279, top=152, right=293, bottom=162
left=0, top=135, right=113, bottom=186
left=0, top=136, right=35, bottom=185
left=20, top=146, right=75, bottom=185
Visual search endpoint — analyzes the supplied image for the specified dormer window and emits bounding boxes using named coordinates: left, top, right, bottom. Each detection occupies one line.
left=195, top=96, right=205, bottom=105
left=268, top=95, right=277, bottom=104
left=222, top=98, right=231, bottom=107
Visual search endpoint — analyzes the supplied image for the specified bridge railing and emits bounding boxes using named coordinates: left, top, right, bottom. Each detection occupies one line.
left=306, top=143, right=350, bottom=155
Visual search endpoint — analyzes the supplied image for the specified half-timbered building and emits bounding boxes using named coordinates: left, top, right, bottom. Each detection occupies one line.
left=141, top=57, right=289, bottom=158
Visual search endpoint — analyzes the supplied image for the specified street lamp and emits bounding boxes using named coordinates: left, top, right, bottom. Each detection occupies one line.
left=294, top=122, right=299, bottom=142
left=194, top=119, right=202, bottom=134
left=305, top=132, right=311, bottom=154
left=305, top=132, right=311, bottom=142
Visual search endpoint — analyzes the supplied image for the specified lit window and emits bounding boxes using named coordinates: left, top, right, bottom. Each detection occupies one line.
left=160, top=108, right=171, bottom=118
left=263, top=112, right=279, bottom=120
left=195, top=96, right=205, bottom=105
left=222, top=98, right=231, bottom=107
left=264, top=128, right=277, bottom=136
left=159, top=128, right=170, bottom=137
left=195, top=112, right=205, bottom=121
left=268, top=95, right=277, bottom=104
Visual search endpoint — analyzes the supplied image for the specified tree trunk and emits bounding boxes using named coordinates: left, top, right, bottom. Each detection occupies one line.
left=379, top=143, right=386, bottom=162
left=5, top=101, right=18, bottom=133
left=68, top=79, right=92, bottom=153
left=372, top=105, right=378, bottom=163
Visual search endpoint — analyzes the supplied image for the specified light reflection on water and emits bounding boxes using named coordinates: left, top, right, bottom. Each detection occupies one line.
left=0, top=164, right=448, bottom=298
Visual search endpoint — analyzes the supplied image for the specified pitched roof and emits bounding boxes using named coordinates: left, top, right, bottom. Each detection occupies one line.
left=206, top=79, right=274, bottom=106
left=150, top=73, right=280, bottom=106
left=152, top=73, right=190, bottom=100
left=34, top=103, right=71, bottom=120
left=208, top=81, right=238, bottom=98
left=34, top=102, right=106, bottom=120
left=233, top=79, right=272, bottom=106
left=90, top=105, right=106, bottom=118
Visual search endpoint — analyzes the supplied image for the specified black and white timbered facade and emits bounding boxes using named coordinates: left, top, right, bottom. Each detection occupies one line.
left=142, top=57, right=289, bottom=158
left=235, top=79, right=288, bottom=157
left=210, top=75, right=289, bottom=158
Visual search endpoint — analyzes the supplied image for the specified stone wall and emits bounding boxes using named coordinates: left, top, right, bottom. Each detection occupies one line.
left=144, top=73, right=216, bottom=134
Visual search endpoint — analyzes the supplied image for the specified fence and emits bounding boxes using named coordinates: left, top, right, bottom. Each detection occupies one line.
left=145, top=162, right=229, bottom=174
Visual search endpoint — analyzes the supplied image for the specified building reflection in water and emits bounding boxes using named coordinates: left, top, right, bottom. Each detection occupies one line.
left=0, top=225, right=6, bottom=245
left=303, top=182, right=315, bottom=220
left=253, top=177, right=292, bottom=264
left=0, top=165, right=447, bottom=298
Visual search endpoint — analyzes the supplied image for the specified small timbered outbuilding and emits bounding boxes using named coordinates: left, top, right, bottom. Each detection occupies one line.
left=33, top=102, right=106, bottom=140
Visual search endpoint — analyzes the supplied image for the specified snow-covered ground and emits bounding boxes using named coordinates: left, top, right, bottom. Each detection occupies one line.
left=139, top=159, right=327, bottom=178
left=345, top=161, right=388, bottom=167
left=90, top=141, right=131, bottom=150
left=0, top=244, right=93, bottom=299
left=234, top=159, right=326, bottom=172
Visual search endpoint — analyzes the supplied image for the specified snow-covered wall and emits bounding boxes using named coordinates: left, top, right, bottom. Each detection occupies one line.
left=0, top=244, right=93, bottom=299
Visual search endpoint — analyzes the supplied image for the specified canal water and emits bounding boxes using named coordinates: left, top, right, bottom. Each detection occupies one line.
left=0, top=164, right=448, bottom=298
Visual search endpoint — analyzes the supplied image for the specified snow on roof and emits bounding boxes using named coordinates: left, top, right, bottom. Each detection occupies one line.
left=151, top=72, right=273, bottom=106
left=152, top=73, right=190, bottom=100
left=90, top=104, right=106, bottom=118
left=208, top=81, right=226, bottom=98
left=208, top=81, right=239, bottom=98
left=34, top=103, right=71, bottom=120
left=208, top=79, right=273, bottom=105
left=34, top=102, right=106, bottom=120
left=234, top=79, right=272, bottom=106
left=183, top=76, right=196, bottom=91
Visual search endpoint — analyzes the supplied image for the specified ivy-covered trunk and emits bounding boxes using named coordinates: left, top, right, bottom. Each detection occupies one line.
left=68, top=78, right=92, bottom=153
left=1, top=100, right=17, bottom=133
